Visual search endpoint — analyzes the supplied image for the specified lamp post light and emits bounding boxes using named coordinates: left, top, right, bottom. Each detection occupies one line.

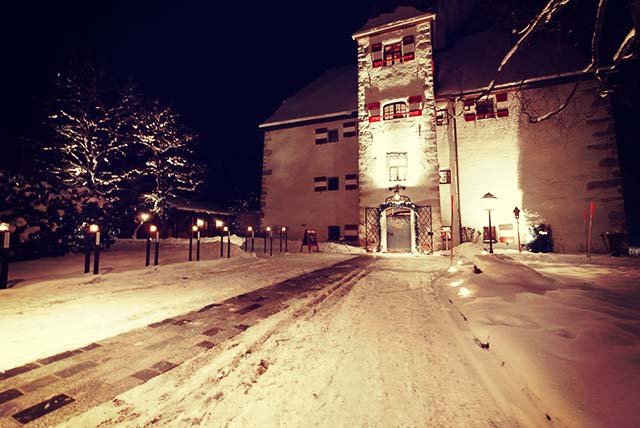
left=513, top=207, right=522, bottom=254
left=193, top=225, right=201, bottom=261
left=481, top=192, right=497, bottom=254
left=223, top=226, right=231, bottom=258
left=89, top=224, right=100, bottom=275
left=0, top=222, right=10, bottom=289
left=145, top=224, right=152, bottom=266
left=281, top=226, right=288, bottom=253
left=216, top=220, right=224, bottom=258
left=246, top=226, right=255, bottom=252
left=265, top=226, right=272, bottom=256
left=188, top=223, right=194, bottom=262
left=150, top=225, right=160, bottom=266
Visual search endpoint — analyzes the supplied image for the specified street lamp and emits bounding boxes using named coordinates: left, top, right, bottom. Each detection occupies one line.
left=481, top=192, right=497, bottom=254
left=133, top=212, right=150, bottom=239
left=513, top=206, right=522, bottom=254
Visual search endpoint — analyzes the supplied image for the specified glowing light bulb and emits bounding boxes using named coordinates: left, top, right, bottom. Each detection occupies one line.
left=247, top=226, right=253, bottom=232
left=192, top=225, right=198, bottom=232
left=150, top=225, right=158, bottom=233
left=89, top=224, right=99, bottom=233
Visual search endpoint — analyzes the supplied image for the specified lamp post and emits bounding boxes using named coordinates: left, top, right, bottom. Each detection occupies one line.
left=224, top=226, right=231, bottom=258
left=150, top=225, right=160, bottom=266
left=264, top=227, right=269, bottom=254
left=246, top=226, right=255, bottom=252
left=89, top=224, right=100, bottom=275
left=133, top=212, right=150, bottom=239
left=145, top=224, right=152, bottom=266
left=481, top=192, right=497, bottom=254
left=266, top=226, right=272, bottom=256
left=193, top=225, right=201, bottom=261
left=0, top=222, right=10, bottom=289
left=281, top=226, right=288, bottom=253
left=513, top=207, right=522, bottom=254
left=216, top=220, right=224, bottom=258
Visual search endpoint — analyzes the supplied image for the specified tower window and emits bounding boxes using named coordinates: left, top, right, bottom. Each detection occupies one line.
left=387, top=153, right=407, bottom=182
left=328, top=129, right=339, bottom=142
left=383, top=43, right=402, bottom=66
left=383, top=102, right=408, bottom=120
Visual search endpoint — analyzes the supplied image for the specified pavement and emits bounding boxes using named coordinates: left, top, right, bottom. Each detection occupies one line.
left=0, top=256, right=374, bottom=427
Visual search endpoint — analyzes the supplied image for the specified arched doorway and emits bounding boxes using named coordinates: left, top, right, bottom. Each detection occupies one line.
left=363, top=187, right=434, bottom=254
left=385, top=207, right=412, bottom=252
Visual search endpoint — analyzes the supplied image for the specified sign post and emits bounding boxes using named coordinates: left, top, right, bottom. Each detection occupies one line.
left=301, top=229, right=320, bottom=253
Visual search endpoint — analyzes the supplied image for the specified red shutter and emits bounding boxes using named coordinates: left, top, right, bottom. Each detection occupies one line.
left=403, top=35, right=415, bottom=61
left=464, top=113, right=476, bottom=122
left=371, top=43, right=383, bottom=68
left=368, top=102, right=381, bottom=122
left=496, top=92, right=509, bottom=117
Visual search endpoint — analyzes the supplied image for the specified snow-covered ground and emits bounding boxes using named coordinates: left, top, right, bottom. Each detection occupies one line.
left=445, top=244, right=640, bottom=428
left=0, top=239, right=356, bottom=371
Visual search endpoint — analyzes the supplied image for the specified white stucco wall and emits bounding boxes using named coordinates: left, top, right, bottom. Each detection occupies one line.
left=355, top=17, right=443, bottom=252
left=261, top=118, right=359, bottom=242
left=437, top=80, right=625, bottom=253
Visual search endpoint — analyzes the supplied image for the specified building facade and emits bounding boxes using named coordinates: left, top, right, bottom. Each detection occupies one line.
left=260, top=7, right=626, bottom=253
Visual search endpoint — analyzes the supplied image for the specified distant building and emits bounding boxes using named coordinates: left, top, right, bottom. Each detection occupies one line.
left=165, top=197, right=232, bottom=238
left=260, top=7, right=626, bottom=253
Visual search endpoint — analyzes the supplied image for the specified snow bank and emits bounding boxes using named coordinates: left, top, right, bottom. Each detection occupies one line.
left=440, top=252, right=640, bottom=428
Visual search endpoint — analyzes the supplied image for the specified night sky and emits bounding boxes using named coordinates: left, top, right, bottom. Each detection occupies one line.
left=1, top=1, right=638, bottom=242
left=0, top=1, right=376, bottom=204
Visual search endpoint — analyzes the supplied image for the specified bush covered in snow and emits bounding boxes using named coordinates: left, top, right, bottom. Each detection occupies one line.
left=0, top=172, right=115, bottom=260
left=527, top=223, right=554, bottom=253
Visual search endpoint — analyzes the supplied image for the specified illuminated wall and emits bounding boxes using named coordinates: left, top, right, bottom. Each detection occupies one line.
left=355, top=15, right=443, bottom=251
left=437, top=80, right=625, bottom=253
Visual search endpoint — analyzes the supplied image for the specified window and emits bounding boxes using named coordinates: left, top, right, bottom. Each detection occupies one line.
left=315, top=128, right=328, bottom=144
left=475, top=98, right=494, bottom=119
left=387, top=153, right=407, bottom=182
left=439, top=169, right=451, bottom=184
left=383, top=102, right=408, bottom=120
left=314, top=176, right=327, bottom=192
left=328, top=129, right=339, bottom=143
left=372, top=36, right=415, bottom=68
left=327, top=176, right=339, bottom=191
left=384, top=42, right=403, bottom=66
left=343, top=121, right=357, bottom=138
left=344, top=224, right=358, bottom=242
left=345, top=174, right=358, bottom=190
left=328, top=226, right=340, bottom=242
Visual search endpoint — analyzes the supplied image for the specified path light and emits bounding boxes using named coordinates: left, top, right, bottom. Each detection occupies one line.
left=246, top=226, right=255, bottom=252
left=150, top=225, right=160, bottom=266
left=192, top=225, right=201, bottom=261
left=88, top=224, right=100, bottom=275
left=145, top=224, right=153, bottom=266
left=0, top=222, right=10, bottom=289
left=481, top=192, right=498, bottom=254
left=281, top=226, right=288, bottom=253
left=223, top=226, right=230, bottom=258
left=217, top=220, right=225, bottom=258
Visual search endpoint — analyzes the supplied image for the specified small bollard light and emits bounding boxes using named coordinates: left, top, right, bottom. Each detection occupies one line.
left=282, top=226, right=288, bottom=253
left=89, top=224, right=100, bottom=275
left=145, top=224, right=152, bottom=266
left=249, top=226, right=255, bottom=252
left=268, top=226, right=273, bottom=257
left=265, top=226, right=271, bottom=255
left=218, top=221, right=225, bottom=258
left=224, top=226, right=230, bottom=258
left=151, top=225, right=160, bottom=266
left=0, top=222, right=10, bottom=289
left=193, top=225, right=201, bottom=261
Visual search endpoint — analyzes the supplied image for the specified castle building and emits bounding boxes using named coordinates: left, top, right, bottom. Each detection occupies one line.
left=259, top=7, right=626, bottom=253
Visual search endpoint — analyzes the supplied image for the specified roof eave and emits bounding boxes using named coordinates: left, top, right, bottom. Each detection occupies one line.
left=352, top=12, right=435, bottom=40
left=259, top=110, right=357, bottom=129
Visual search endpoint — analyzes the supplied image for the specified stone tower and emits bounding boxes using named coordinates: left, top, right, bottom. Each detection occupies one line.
left=352, top=7, right=442, bottom=253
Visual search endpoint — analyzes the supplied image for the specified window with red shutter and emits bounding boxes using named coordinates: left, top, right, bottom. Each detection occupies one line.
left=371, top=43, right=383, bottom=67
left=402, top=36, right=415, bottom=61
left=368, top=102, right=381, bottom=122
left=408, top=95, right=422, bottom=116
left=383, top=102, right=408, bottom=120
left=383, top=42, right=402, bottom=66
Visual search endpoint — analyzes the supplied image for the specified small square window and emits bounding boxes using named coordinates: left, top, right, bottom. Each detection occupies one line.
left=327, top=177, right=339, bottom=191
left=387, top=153, right=407, bottom=182
left=475, top=99, right=495, bottom=119
left=328, top=129, right=339, bottom=142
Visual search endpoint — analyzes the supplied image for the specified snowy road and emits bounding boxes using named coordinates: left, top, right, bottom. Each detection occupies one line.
left=61, top=256, right=540, bottom=428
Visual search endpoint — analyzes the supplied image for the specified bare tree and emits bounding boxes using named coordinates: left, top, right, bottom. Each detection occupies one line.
left=132, top=100, right=204, bottom=220
left=45, top=69, right=136, bottom=199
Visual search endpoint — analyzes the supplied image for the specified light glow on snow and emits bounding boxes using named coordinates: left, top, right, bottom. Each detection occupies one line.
left=450, top=279, right=464, bottom=288
left=457, top=287, right=473, bottom=298
left=447, top=266, right=458, bottom=273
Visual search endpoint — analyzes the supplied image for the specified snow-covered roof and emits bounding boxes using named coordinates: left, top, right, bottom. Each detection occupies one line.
left=436, top=31, right=588, bottom=96
left=259, top=66, right=357, bottom=128
left=353, top=6, right=434, bottom=38
left=260, top=31, right=587, bottom=129
left=166, top=197, right=231, bottom=215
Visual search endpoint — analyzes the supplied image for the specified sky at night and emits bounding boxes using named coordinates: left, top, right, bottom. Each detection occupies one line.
left=0, top=1, right=377, bottom=203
